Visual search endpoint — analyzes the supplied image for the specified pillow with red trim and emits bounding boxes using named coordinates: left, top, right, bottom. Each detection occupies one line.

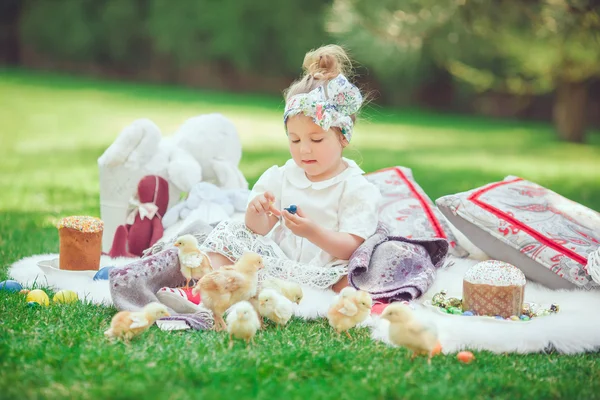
left=436, top=176, right=600, bottom=290
left=365, top=167, right=469, bottom=258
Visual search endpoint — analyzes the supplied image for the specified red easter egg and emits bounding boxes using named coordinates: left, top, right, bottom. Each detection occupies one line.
left=457, top=351, right=475, bottom=363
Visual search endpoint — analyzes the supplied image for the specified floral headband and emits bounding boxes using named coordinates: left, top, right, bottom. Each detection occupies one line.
left=283, top=74, right=362, bottom=142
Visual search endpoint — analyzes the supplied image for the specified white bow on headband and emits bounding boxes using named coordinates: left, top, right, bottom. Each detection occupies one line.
left=283, top=74, right=362, bottom=142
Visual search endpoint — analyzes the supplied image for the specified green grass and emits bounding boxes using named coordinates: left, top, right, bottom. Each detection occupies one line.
left=0, top=68, right=599, bottom=400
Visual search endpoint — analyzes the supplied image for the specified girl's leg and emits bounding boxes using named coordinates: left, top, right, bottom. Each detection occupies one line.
left=206, top=252, right=234, bottom=269
left=201, top=220, right=261, bottom=263
left=331, top=275, right=349, bottom=293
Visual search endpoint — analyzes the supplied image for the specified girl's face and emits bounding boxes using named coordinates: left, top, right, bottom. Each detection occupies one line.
left=286, top=114, right=347, bottom=182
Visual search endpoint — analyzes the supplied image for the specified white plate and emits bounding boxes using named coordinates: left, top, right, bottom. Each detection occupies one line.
left=423, top=300, right=533, bottom=323
left=37, top=258, right=98, bottom=279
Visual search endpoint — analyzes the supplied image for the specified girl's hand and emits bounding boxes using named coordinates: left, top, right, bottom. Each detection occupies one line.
left=282, top=206, right=319, bottom=239
left=248, top=192, right=281, bottom=217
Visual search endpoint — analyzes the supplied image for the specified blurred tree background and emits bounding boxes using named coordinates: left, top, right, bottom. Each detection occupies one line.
left=331, top=0, right=600, bottom=142
left=1, top=0, right=598, bottom=142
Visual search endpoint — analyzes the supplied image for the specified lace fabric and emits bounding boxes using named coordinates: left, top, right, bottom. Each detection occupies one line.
left=201, top=220, right=347, bottom=289
left=142, top=219, right=215, bottom=258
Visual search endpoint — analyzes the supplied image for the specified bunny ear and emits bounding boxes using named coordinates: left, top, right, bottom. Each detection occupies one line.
left=325, top=74, right=363, bottom=116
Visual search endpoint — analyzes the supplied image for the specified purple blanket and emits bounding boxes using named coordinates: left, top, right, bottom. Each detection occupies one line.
left=348, top=223, right=449, bottom=302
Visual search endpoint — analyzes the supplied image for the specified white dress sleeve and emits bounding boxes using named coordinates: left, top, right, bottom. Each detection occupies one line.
left=247, top=165, right=284, bottom=211
left=338, top=177, right=381, bottom=239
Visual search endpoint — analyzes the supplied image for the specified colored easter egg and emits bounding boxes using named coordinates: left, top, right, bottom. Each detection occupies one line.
left=19, top=289, right=30, bottom=295
left=93, top=266, right=115, bottom=281
left=27, top=301, right=40, bottom=308
left=462, top=311, right=474, bottom=316
left=53, top=290, right=78, bottom=304
left=447, top=307, right=462, bottom=315
left=0, top=280, right=23, bottom=292
left=26, top=289, right=49, bottom=306
left=520, top=315, right=530, bottom=321
left=457, top=351, right=475, bottom=364
left=509, top=315, right=520, bottom=321
left=284, top=205, right=297, bottom=214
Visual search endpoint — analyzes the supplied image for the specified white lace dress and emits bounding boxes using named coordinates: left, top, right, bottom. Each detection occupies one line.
left=201, top=158, right=381, bottom=289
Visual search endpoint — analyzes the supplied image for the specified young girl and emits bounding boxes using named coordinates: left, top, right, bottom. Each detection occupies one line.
left=197, top=44, right=381, bottom=293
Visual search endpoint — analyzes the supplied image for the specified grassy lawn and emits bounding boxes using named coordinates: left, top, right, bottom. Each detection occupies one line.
left=0, top=68, right=599, bottom=400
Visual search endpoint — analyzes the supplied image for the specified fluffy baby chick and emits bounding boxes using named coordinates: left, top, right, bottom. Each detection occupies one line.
left=247, top=295, right=264, bottom=330
left=104, top=302, right=170, bottom=343
left=262, top=277, right=303, bottom=304
left=327, top=287, right=372, bottom=339
left=258, top=288, right=294, bottom=327
left=174, top=234, right=213, bottom=289
left=380, top=303, right=440, bottom=365
left=193, top=252, right=264, bottom=331
left=338, top=286, right=357, bottom=299
left=226, top=301, right=262, bottom=348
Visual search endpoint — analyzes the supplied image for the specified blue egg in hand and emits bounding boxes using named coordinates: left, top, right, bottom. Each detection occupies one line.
left=94, top=266, right=115, bottom=281
left=284, top=204, right=297, bottom=214
left=0, top=280, right=23, bottom=292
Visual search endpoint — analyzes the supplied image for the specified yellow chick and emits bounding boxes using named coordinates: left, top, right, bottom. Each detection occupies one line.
left=262, top=277, right=303, bottom=304
left=380, top=303, right=440, bottom=365
left=174, top=234, right=213, bottom=289
left=193, top=252, right=264, bottom=331
left=258, top=288, right=294, bottom=327
left=247, top=295, right=264, bottom=330
left=226, top=301, right=261, bottom=348
left=338, top=286, right=357, bottom=299
left=104, top=302, right=170, bottom=343
left=327, top=287, right=372, bottom=339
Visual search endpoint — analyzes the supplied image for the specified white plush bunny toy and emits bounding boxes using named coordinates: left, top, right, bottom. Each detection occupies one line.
left=98, top=113, right=248, bottom=252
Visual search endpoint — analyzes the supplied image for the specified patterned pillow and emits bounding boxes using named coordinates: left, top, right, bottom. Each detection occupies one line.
left=365, top=167, right=469, bottom=258
left=436, top=176, right=600, bottom=290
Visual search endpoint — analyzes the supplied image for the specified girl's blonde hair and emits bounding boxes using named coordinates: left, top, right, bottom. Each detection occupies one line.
left=284, top=44, right=360, bottom=126
left=284, top=45, right=352, bottom=98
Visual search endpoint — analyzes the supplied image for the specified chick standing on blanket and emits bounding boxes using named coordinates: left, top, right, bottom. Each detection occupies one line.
left=380, top=303, right=440, bottom=365
left=258, top=288, right=294, bottom=327
left=262, top=277, right=303, bottom=304
left=226, top=301, right=262, bottom=349
left=174, top=234, right=213, bottom=289
left=327, top=287, right=372, bottom=339
left=104, top=302, right=170, bottom=343
left=192, top=252, right=264, bottom=331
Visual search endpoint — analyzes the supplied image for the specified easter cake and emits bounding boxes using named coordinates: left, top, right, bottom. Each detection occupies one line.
left=57, top=216, right=104, bottom=271
left=462, top=260, right=526, bottom=318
